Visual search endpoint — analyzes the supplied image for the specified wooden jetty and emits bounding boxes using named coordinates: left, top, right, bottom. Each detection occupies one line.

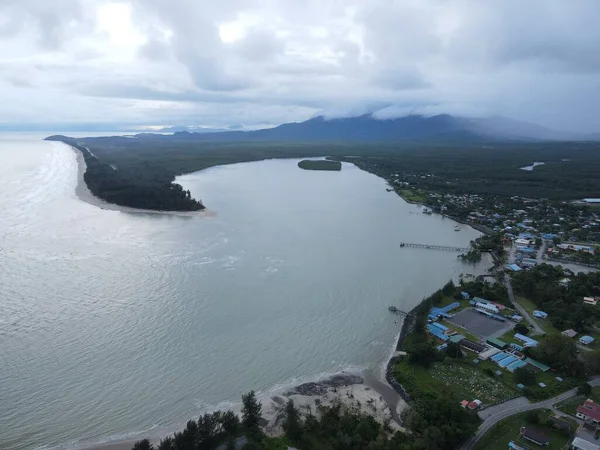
left=389, top=306, right=412, bottom=317
left=399, top=242, right=469, bottom=252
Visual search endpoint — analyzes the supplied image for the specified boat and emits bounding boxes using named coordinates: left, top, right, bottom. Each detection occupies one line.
left=389, top=306, right=399, bottom=312
left=399, top=242, right=405, bottom=247
left=454, top=226, right=461, bottom=232
left=423, top=208, right=432, bottom=215
left=386, top=188, right=394, bottom=192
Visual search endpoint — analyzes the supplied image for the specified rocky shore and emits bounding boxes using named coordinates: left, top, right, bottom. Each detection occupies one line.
left=384, top=302, right=420, bottom=403
left=261, top=372, right=406, bottom=437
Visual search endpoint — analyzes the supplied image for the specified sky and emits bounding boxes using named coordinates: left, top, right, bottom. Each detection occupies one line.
left=1, top=0, right=599, bottom=132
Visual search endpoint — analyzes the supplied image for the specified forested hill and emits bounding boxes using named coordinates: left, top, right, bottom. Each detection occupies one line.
left=142, top=114, right=592, bottom=142
left=46, top=135, right=205, bottom=212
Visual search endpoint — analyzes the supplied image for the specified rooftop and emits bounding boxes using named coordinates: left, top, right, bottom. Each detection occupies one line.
left=580, top=336, right=595, bottom=344
left=571, top=436, right=600, bottom=450
left=578, top=399, right=600, bottom=422
left=562, top=329, right=577, bottom=338
left=520, top=426, right=550, bottom=445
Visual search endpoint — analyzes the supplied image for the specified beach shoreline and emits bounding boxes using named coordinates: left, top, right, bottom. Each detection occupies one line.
left=79, top=365, right=408, bottom=450
left=63, top=142, right=213, bottom=217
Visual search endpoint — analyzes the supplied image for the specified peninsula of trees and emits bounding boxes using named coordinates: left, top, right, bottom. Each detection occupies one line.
left=46, top=135, right=204, bottom=212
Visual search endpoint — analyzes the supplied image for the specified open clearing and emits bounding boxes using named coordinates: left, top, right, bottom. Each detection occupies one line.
left=429, top=362, right=517, bottom=404
left=448, top=309, right=512, bottom=337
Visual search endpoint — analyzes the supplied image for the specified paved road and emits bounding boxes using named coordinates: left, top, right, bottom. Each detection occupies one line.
left=504, top=273, right=544, bottom=335
left=460, top=377, right=600, bottom=450
left=535, top=240, right=546, bottom=263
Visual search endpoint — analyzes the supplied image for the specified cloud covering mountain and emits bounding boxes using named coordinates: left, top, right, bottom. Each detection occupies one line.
left=1, top=0, right=599, bottom=132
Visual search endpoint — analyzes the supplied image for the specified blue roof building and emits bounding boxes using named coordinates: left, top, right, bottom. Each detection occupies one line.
left=427, top=324, right=449, bottom=341
left=533, top=310, right=548, bottom=319
left=431, top=322, right=448, bottom=332
left=428, top=302, right=460, bottom=320
left=515, top=333, right=539, bottom=347
left=461, top=291, right=470, bottom=299
left=506, top=264, right=522, bottom=272
left=517, top=247, right=536, bottom=254
left=579, top=335, right=595, bottom=345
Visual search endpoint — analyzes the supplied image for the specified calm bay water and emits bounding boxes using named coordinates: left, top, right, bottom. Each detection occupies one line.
left=0, top=134, right=489, bottom=449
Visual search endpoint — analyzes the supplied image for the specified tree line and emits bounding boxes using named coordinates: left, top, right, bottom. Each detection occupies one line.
left=130, top=388, right=476, bottom=450
left=46, top=136, right=204, bottom=211
left=47, top=135, right=600, bottom=213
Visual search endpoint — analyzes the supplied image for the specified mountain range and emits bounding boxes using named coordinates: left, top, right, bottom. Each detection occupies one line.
left=152, top=114, right=595, bottom=142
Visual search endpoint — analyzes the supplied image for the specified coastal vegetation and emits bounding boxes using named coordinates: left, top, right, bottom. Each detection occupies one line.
left=46, top=136, right=204, bottom=211
left=131, top=388, right=475, bottom=450
left=297, top=160, right=341, bottom=171
left=45, top=134, right=600, bottom=212
left=459, top=248, right=482, bottom=263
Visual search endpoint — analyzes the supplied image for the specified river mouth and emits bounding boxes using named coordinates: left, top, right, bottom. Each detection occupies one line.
left=0, top=136, right=492, bottom=449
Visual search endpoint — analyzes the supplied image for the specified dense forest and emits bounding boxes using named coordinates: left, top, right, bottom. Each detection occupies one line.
left=511, top=263, right=600, bottom=331
left=46, top=134, right=600, bottom=212
left=45, top=136, right=204, bottom=211
left=332, top=142, right=600, bottom=200
left=297, top=160, right=342, bottom=171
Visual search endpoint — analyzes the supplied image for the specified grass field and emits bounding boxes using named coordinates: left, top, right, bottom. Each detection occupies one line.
left=429, top=361, right=517, bottom=404
left=474, top=409, right=570, bottom=450
left=398, top=189, right=427, bottom=204
left=394, top=358, right=517, bottom=405
left=476, top=350, right=578, bottom=402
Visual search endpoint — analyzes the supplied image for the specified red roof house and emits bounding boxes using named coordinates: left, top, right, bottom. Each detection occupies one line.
left=577, top=399, right=600, bottom=424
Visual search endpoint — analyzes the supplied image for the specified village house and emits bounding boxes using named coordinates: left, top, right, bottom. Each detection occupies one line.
left=519, top=427, right=550, bottom=447
left=577, top=399, right=600, bottom=424
left=580, top=336, right=596, bottom=345
left=562, top=329, right=578, bottom=338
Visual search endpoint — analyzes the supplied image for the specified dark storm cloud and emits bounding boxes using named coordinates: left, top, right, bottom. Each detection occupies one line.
left=0, top=0, right=599, bottom=132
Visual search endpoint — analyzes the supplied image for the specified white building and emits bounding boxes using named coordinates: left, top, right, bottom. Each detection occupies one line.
left=476, top=302, right=499, bottom=314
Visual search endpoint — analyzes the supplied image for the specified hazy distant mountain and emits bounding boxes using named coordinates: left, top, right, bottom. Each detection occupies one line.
left=156, top=114, right=594, bottom=142
left=463, top=116, right=591, bottom=141
left=153, top=125, right=230, bottom=133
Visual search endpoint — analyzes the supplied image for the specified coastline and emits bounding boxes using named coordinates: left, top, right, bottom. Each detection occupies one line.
left=78, top=318, right=412, bottom=450
left=82, top=368, right=408, bottom=450
left=60, top=158, right=488, bottom=450
left=388, top=184, right=493, bottom=236
left=385, top=303, right=420, bottom=403
left=64, top=143, right=213, bottom=217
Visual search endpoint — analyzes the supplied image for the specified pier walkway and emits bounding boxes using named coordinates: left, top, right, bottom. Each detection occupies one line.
left=399, top=242, right=469, bottom=252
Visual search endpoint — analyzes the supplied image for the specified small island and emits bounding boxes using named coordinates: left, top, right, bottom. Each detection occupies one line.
left=298, top=159, right=342, bottom=171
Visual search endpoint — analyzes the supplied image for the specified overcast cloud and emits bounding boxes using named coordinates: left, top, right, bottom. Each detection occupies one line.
left=0, top=0, right=599, bottom=132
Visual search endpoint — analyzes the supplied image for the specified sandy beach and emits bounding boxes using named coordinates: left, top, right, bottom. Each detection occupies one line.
left=261, top=371, right=407, bottom=437
left=67, top=143, right=214, bottom=217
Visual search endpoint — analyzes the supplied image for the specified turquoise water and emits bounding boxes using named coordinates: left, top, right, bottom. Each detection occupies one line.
left=0, top=134, right=489, bottom=449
